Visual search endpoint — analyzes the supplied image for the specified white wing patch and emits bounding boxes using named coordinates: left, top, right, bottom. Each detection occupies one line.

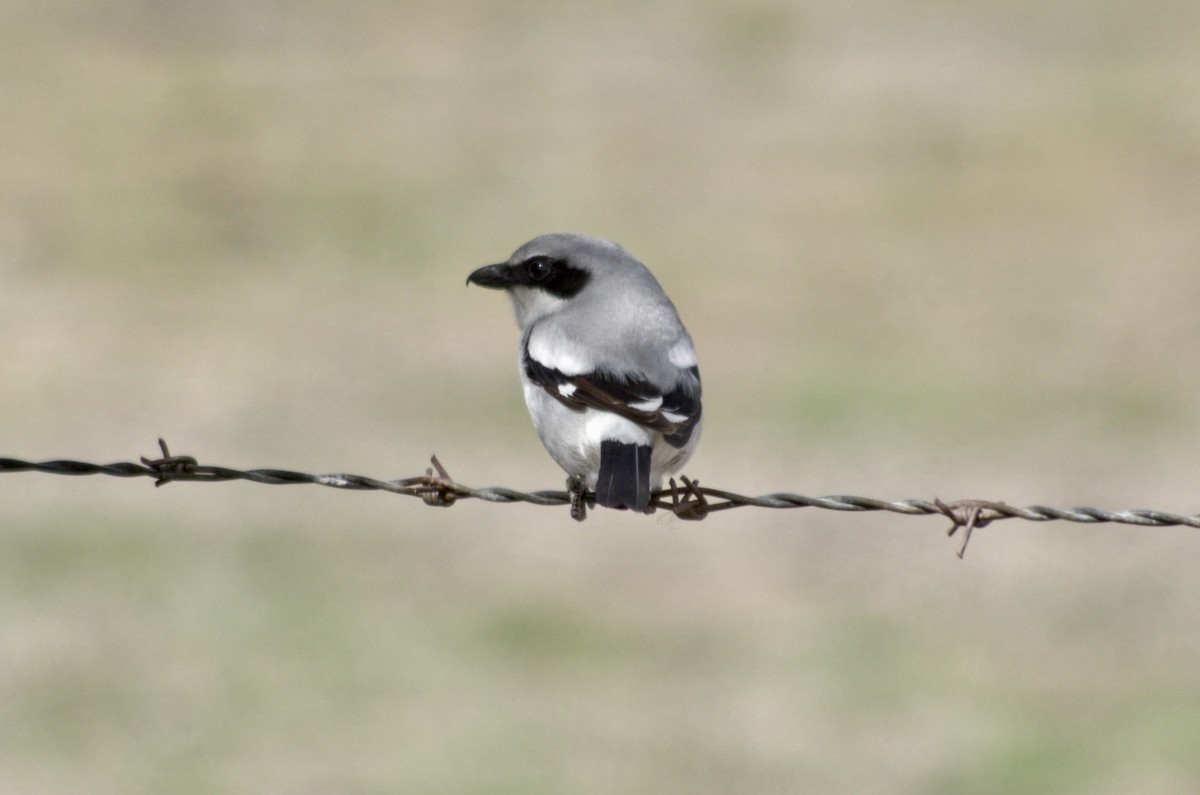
left=628, top=396, right=663, bottom=413
left=527, top=329, right=593, bottom=376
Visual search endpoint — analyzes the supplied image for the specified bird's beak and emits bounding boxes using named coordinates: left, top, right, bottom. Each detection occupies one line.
left=466, top=262, right=515, bottom=289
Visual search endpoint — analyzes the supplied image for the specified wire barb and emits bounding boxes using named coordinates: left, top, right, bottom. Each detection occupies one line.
left=2, top=439, right=1199, bottom=558
left=417, top=455, right=458, bottom=507
left=664, top=475, right=709, bottom=521
left=934, top=498, right=1009, bottom=558
left=140, top=438, right=198, bottom=487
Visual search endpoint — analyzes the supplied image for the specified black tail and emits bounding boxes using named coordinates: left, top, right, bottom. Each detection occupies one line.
left=596, top=441, right=653, bottom=513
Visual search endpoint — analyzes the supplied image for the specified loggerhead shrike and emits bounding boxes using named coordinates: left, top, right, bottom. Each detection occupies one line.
left=467, top=233, right=702, bottom=517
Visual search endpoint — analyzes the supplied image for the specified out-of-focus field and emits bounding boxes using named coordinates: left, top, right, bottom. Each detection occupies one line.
left=3, top=1, right=1200, bottom=792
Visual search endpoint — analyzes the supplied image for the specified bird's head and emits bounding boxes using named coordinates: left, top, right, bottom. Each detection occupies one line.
left=467, top=233, right=634, bottom=327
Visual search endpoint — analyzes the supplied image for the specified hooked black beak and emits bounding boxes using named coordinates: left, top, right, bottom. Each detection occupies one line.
left=466, top=262, right=515, bottom=289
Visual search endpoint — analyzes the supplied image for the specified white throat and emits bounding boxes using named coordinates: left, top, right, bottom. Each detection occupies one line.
left=508, top=286, right=568, bottom=329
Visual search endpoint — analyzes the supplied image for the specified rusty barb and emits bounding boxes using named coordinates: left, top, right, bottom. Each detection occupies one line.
left=4, top=438, right=1200, bottom=558
left=933, top=498, right=1013, bottom=559
left=416, top=455, right=459, bottom=508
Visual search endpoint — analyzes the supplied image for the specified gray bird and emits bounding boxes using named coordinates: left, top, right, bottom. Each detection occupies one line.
left=467, top=233, right=702, bottom=516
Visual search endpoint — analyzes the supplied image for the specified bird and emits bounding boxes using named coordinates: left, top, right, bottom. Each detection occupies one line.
left=467, top=233, right=702, bottom=518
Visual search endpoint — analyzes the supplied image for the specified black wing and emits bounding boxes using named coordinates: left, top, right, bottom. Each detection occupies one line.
left=523, top=348, right=701, bottom=448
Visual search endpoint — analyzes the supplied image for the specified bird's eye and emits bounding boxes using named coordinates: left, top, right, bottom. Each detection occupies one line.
left=526, top=257, right=553, bottom=281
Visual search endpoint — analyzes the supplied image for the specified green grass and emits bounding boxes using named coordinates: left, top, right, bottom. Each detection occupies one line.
left=4, top=518, right=1200, bottom=794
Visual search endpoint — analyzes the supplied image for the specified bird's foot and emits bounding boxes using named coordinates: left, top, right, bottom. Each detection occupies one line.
left=567, top=475, right=590, bottom=522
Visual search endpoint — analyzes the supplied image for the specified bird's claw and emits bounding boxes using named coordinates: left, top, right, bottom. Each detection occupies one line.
left=567, top=475, right=590, bottom=522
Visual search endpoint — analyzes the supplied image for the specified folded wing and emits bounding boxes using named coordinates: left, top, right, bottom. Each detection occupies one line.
left=523, top=346, right=701, bottom=448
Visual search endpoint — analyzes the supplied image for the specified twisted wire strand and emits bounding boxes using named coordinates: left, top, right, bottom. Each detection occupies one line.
left=3, top=449, right=1199, bottom=530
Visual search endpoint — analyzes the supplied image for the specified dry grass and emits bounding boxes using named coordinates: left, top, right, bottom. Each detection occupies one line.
left=3, top=0, right=1200, bottom=792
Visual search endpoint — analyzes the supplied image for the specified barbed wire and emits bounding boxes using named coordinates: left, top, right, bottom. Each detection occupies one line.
left=2, top=439, right=1198, bottom=557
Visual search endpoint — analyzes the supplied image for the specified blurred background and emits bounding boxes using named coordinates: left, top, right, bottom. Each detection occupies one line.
left=3, top=0, right=1200, bottom=792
